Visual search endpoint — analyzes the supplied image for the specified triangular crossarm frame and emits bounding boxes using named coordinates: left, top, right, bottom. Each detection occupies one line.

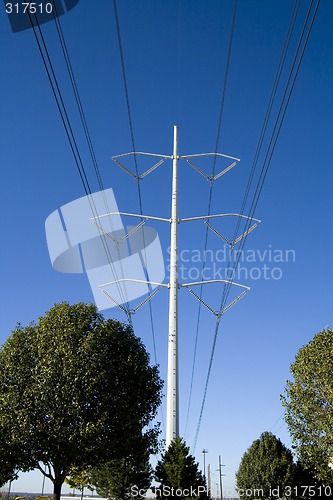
left=91, top=217, right=146, bottom=245
left=113, top=153, right=169, bottom=180
left=99, top=278, right=167, bottom=315
left=186, top=157, right=238, bottom=185
left=92, top=210, right=260, bottom=250
left=181, top=280, right=249, bottom=318
left=180, top=213, right=261, bottom=250
left=111, top=150, right=240, bottom=184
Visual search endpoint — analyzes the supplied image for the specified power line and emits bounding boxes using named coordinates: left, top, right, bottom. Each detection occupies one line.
left=50, top=1, right=105, bottom=193
left=206, top=0, right=304, bottom=337
left=28, top=10, right=91, bottom=197
left=27, top=7, right=132, bottom=319
left=193, top=0, right=321, bottom=450
left=112, top=0, right=163, bottom=432
left=185, top=0, right=238, bottom=437
left=232, top=0, right=301, bottom=244
left=112, top=0, right=158, bottom=360
left=49, top=0, right=132, bottom=312
left=195, top=0, right=321, bottom=450
left=219, top=0, right=320, bottom=311
left=269, top=411, right=285, bottom=432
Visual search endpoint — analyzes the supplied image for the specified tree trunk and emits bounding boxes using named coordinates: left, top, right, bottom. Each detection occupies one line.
left=53, top=478, right=63, bottom=500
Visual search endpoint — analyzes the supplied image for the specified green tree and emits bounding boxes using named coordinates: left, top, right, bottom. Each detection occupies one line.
left=65, top=467, right=94, bottom=499
left=235, top=432, right=295, bottom=500
left=292, top=461, right=327, bottom=500
left=0, top=302, right=163, bottom=500
left=0, top=431, right=18, bottom=486
left=281, top=328, right=333, bottom=483
left=91, top=448, right=152, bottom=500
left=154, top=437, right=207, bottom=500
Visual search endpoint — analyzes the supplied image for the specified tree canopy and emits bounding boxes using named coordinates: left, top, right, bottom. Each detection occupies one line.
left=281, top=327, right=333, bottom=483
left=0, top=432, right=18, bottom=487
left=154, top=437, right=207, bottom=500
left=0, top=302, right=163, bottom=500
left=91, top=451, right=152, bottom=500
left=235, top=432, right=295, bottom=500
left=65, top=466, right=94, bottom=498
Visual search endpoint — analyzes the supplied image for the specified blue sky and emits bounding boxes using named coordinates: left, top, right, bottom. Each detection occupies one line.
left=0, top=0, right=332, bottom=497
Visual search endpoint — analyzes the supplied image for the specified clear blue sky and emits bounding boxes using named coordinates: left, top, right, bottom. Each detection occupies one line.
left=0, top=0, right=332, bottom=497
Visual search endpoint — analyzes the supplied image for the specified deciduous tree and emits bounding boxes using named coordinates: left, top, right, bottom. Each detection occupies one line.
left=91, top=447, right=152, bottom=500
left=65, top=467, right=94, bottom=499
left=281, top=328, right=333, bottom=483
left=0, top=302, right=163, bottom=500
left=292, top=461, right=327, bottom=500
left=0, top=431, right=18, bottom=487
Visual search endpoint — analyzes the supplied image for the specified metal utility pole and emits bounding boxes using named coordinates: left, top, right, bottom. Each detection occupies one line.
left=202, top=448, right=208, bottom=483
left=217, top=455, right=225, bottom=500
left=207, top=463, right=211, bottom=497
left=7, top=481, right=12, bottom=500
left=166, top=125, right=179, bottom=445
left=93, top=126, right=260, bottom=450
left=41, top=465, right=46, bottom=495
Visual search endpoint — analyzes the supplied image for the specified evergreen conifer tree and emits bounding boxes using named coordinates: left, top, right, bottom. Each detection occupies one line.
left=155, top=437, right=208, bottom=500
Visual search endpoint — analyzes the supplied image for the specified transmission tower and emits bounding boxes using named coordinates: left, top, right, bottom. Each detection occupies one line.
left=91, top=125, right=260, bottom=447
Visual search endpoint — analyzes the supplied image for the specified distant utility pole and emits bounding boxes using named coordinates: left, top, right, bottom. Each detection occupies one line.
left=7, top=481, right=12, bottom=500
left=41, top=465, right=46, bottom=495
left=202, top=448, right=208, bottom=483
left=217, top=455, right=225, bottom=500
left=94, top=126, right=260, bottom=448
left=207, top=463, right=211, bottom=497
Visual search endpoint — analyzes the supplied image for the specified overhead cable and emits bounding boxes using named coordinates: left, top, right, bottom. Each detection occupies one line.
left=27, top=6, right=132, bottom=319
left=185, top=0, right=238, bottom=438
left=112, top=0, right=164, bottom=432
left=193, top=0, right=321, bottom=450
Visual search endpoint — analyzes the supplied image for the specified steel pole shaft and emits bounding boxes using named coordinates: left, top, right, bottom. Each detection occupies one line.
left=166, top=125, right=179, bottom=447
